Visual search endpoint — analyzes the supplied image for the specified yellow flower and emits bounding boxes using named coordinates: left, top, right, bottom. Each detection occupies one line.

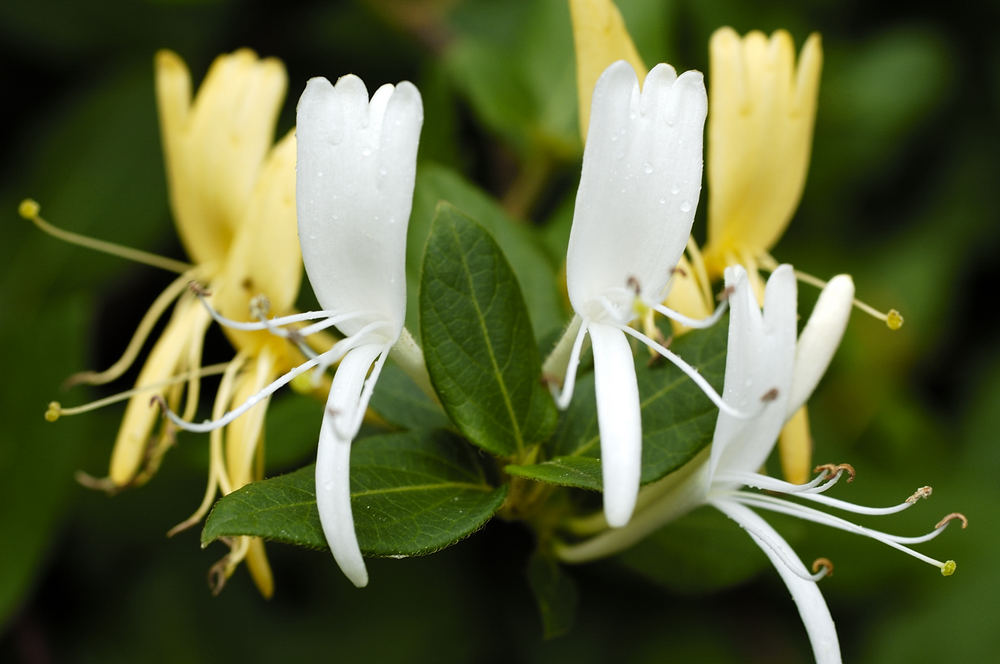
left=27, top=49, right=304, bottom=597
left=700, top=28, right=822, bottom=290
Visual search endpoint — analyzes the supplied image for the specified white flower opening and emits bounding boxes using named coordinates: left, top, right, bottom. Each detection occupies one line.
left=555, top=60, right=740, bottom=528
left=155, top=74, right=424, bottom=589
left=557, top=265, right=967, bottom=664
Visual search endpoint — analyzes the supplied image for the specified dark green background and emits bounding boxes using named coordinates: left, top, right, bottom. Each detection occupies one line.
left=2, top=0, right=997, bottom=661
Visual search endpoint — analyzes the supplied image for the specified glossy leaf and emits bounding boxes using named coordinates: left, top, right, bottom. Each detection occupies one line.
left=420, top=203, right=557, bottom=458
left=202, top=430, right=508, bottom=556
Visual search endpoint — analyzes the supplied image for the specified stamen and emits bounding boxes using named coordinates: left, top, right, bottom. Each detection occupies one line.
left=792, top=267, right=903, bottom=330
left=553, top=323, right=589, bottom=409
left=941, top=560, right=957, bottom=576
left=907, top=486, right=933, bottom=504
left=731, top=492, right=961, bottom=573
left=152, top=326, right=387, bottom=433
left=44, top=363, right=230, bottom=421
left=191, top=285, right=376, bottom=334
left=20, top=199, right=192, bottom=274
left=626, top=275, right=641, bottom=295
left=811, top=557, right=834, bottom=579
left=651, top=298, right=729, bottom=330
left=619, top=325, right=753, bottom=419
left=761, top=388, right=779, bottom=402
left=935, top=512, right=968, bottom=530
left=814, top=462, right=856, bottom=483
left=716, top=285, right=735, bottom=302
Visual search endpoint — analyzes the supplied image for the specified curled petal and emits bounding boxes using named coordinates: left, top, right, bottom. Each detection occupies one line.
left=590, top=323, right=641, bottom=527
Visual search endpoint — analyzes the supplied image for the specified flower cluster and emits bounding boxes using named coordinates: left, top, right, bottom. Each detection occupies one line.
left=27, top=3, right=965, bottom=661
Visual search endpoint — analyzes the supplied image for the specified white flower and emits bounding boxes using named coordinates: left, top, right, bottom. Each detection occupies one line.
left=296, top=74, right=423, bottom=588
left=555, top=60, right=734, bottom=527
left=157, top=74, right=423, bottom=589
left=558, top=265, right=966, bottom=663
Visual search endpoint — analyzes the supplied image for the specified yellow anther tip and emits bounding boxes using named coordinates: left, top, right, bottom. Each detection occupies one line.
left=19, top=198, right=40, bottom=220
left=44, top=401, right=61, bottom=422
left=886, top=309, right=904, bottom=330
left=941, top=560, right=957, bottom=577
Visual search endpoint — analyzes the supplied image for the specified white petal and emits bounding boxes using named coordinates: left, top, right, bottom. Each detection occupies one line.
left=315, top=342, right=385, bottom=588
left=710, top=266, right=797, bottom=478
left=589, top=322, right=641, bottom=527
left=786, top=274, right=854, bottom=416
left=295, top=75, right=423, bottom=339
left=714, top=501, right=841, bottom=664
left=567, top=61, right=707, bottom=319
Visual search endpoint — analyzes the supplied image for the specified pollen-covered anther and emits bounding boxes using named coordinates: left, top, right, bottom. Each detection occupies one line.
left=187, top=280, right=212, bottom=297
left=813, top=462, right=856, bottom=483
left=935, top=512, right=968, bottom=530
left=811, top=557, right=834, bottom=579
left=941, top=560, right=957, bottom=576
left=670, top=266, right=688, bottom=278
left=250, top=294, right=271, bottom=319
left=18, top=198, right=41, bottom=220
left=716, top=285, right=735, bottom=302
left=44, top=401, right=61, bottom=422
left=906, top=485, right=933, bottom=504
left=761, top=387, right=779, bottom=403
left=886, top=309, right=904, bottom=331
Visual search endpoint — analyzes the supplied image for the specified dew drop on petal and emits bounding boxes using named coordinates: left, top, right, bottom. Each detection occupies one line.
left=362, top=148, right=372, bottom=157
left=643, top=162, right=654, bottom=174
left=680, top=201, right=692, bottom=213
left=670, top=184, right=680, bottom=195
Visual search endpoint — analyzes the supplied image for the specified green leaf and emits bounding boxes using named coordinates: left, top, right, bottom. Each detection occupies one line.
left=408, top=163, right=565, bottom=338
left=527, top=552, right=579, bottom=639
left=369, top=362, right=450, bottom=432
left=506, top=456, right=602, bottom=492
left=521, top=321, right=728, bottom=491
left=420, top=203, right=557, bottom=458
left=202, top=430, right=508, bottom=557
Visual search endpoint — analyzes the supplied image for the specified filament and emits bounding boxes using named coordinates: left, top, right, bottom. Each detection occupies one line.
left=553, top=323, right=589, bottom=409
left=651, top=298, right=729, bottom=329
left=20, top=199, right=192, bottom=274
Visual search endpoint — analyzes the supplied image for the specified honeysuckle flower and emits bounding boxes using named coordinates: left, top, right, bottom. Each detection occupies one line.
left=28, top=49, right=303, bottom=596
left=159, top=73, right=425, bottom=588
left=557, top=265, right=966, bottom=664
left=555, top=60, right=738, bottom=528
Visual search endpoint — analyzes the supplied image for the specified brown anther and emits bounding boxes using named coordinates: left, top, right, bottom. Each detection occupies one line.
left=670, top=266, right=688, bottom=278
left=760, top=387, right=779, bottom=403
left=935, top=512, right=968, bottom=530
left=241, top=276, right=254, bottom=291
left=541, top=373, right=563, bottom=388
left=626, top=275, right=641, bottom=295
left=811, top=557, right=834, bottom=578
left=207, top=556, right=231, bottom=596
left=149, top=394, right=168, bottom=412
left=717, top=285, right=735, bottom=302
left=74, top=470, right=121, bottom=495
left=187, top=280, right=211, bottom=297
left=813, top=463, right=856, bottom=483
left=906, top=486, right=933, bottom=504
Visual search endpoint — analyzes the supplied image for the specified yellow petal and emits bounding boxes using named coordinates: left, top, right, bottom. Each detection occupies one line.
left=704, top=29, right=822, bottom=276
left=569, top=0, right=646, bottom=142
left=223, top=347, right=276, bottom=488
left=245, top=537, right=275, bottom=599
left=109, top=297, right=211, bottom=485
left=155, top=49, right=288, bottom=267
left=213, top=130, right=302, bottom=355
left=778, top=405, right=812, bottom=485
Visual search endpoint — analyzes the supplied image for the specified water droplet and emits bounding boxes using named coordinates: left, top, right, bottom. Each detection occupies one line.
left=680, top=201, right=692, bottom=213
left=658, top=198, right=666, bottom=205
left=316, top=170, right=324, bottom=177
left=643, top=162, right=654, bottom=175
left=670, top=184, right=680, bottom=195
left=362, top=147, right=372, bottom=157
left=378, top=168, right=387, bottom=177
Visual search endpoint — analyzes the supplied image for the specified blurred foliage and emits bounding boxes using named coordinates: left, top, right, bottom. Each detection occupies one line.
left=2, top=0, right=999, bottom=662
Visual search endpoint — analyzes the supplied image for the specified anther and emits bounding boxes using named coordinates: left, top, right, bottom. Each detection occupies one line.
left=188, top=280, right=212, bottom=297
left=935, top=512, right=968, bottom=530
left=941, top=560, right=957, bottom=576
left=811, top=557, right=834, bottom=578
left=670, top=266, right=688, bottom=278
left=886, top=309, right=904, bottom=331
left=19, top=198, right=40, bottom=219
left=813, top=462, right=856, bottom=483
left=626, top=275, right=641, bottom=295
left=150, top=394, right=168, bottom=413
left=250, top=294, right=271, bottom=318
left=716, top=285, right=735, bottom=302
left=44, top=401, right=61, bottom=422
left=906, top=486, right=933, bottom=504
left=761, top=387, right=779, bottom=402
